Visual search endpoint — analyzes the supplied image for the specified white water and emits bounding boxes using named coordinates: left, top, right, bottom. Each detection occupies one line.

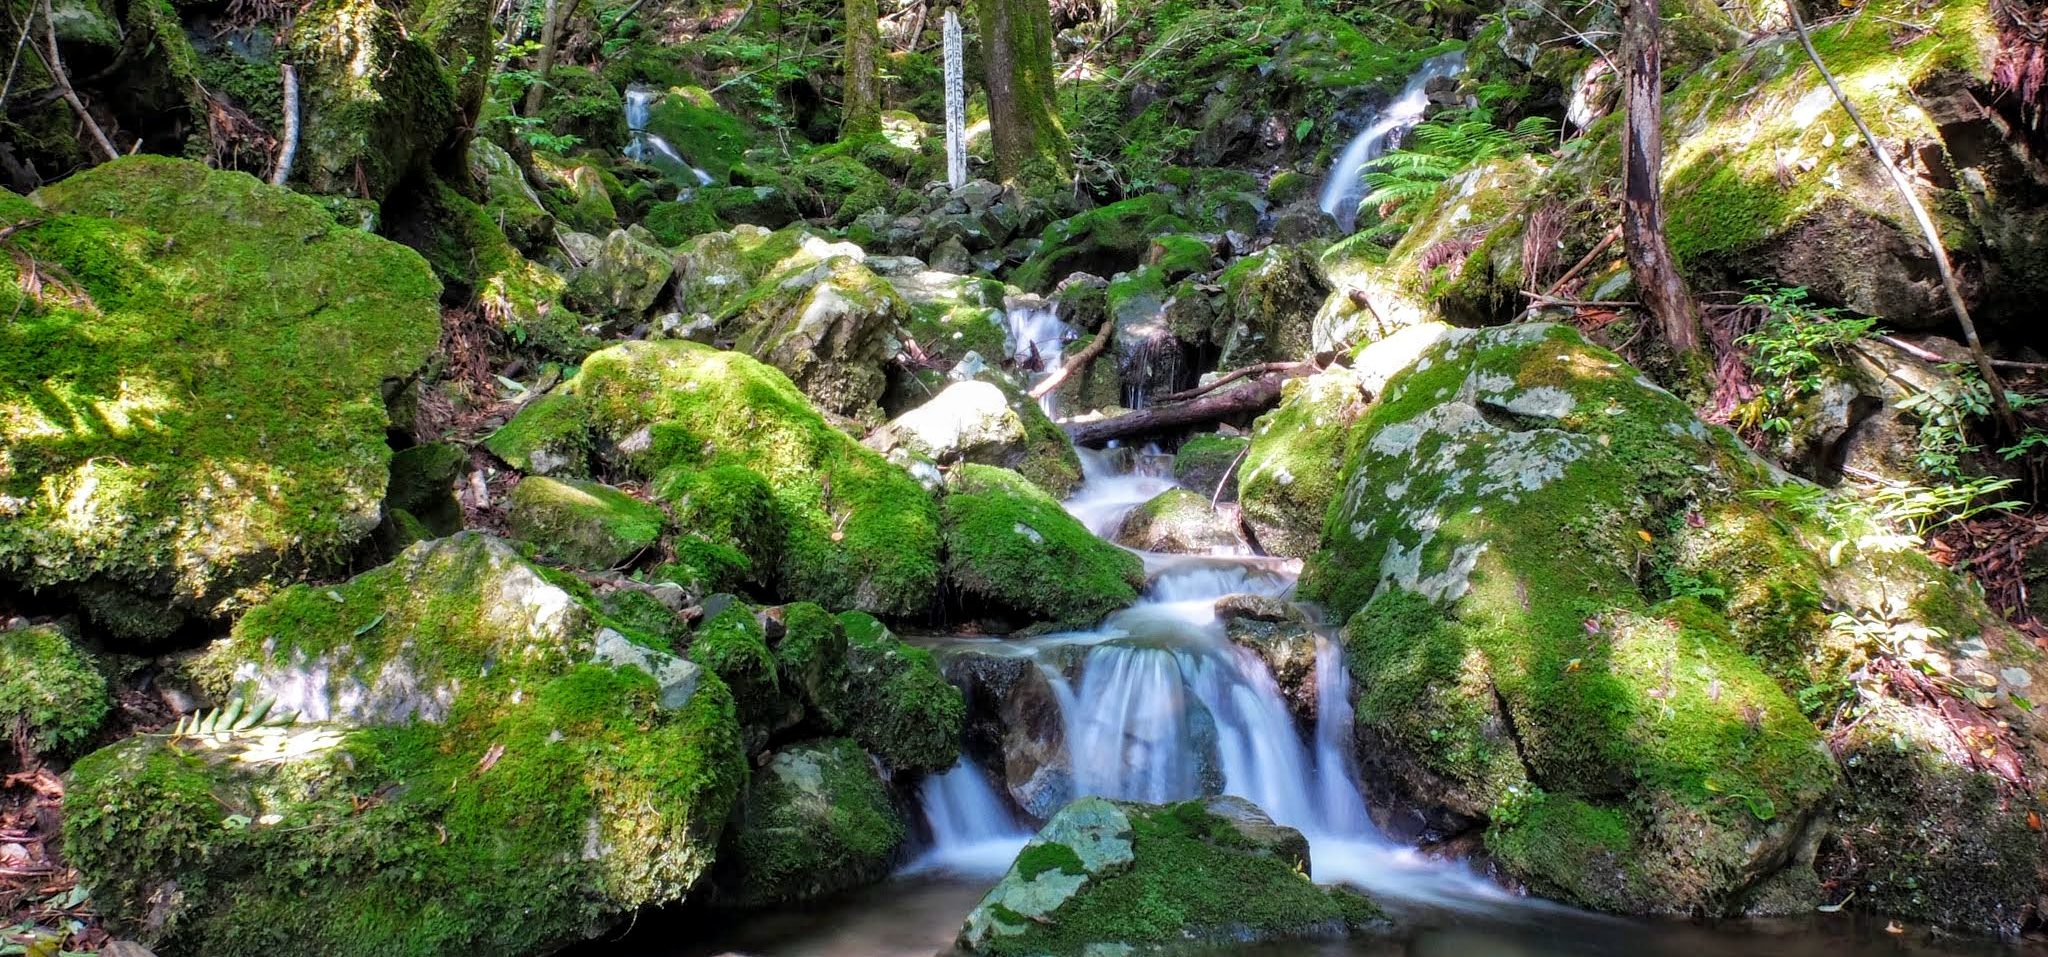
left=1000, top=298, right=1071, bottom=416
left=1317, top=51, right=1467, bottom=232
left=914, top=450, right=1518, bottom=914
left=624, top=86, right=714, bottom=185
left=907, top=760, right=1032, bottom=878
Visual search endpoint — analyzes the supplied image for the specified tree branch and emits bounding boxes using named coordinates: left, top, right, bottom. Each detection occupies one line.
left=1026, top=319, right=1111, bottom=399
left=37, top=0, right=117, bottom=161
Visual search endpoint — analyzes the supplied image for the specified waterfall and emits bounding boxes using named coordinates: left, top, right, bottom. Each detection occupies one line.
left=943, top=10, right=968, bottom=189
left=1317, top=51, right=1467, bottom=232
left=1000, top=298, right=1071, bottom=416
left=907, top=759, right=1031, bottom=877
left=623, top=86, right=714, bottom=186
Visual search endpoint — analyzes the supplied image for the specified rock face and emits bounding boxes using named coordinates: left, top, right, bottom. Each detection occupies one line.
left=946, top=651, right=1072, bottom=819
left=0, top=157, right=441, bottom=636
left=958, top=796, right=1386, bottom=956
left=941, top=465, right=1144, bottom=628
left=1239, top=366, right=1369, bottom=557
left=1300, top=323, right=2047, bottom=928
left=1114, top=489, right=1242, bottom=554
left=498, top=339, right=940, bottom=617
left=1218, top=595, right=1319, bottom=727
left=566, top=227, right=676, bottom=321
left=505, top=476, right=666, bottom=568
left=1214, top=243, right=1329, bottom=368
left=66, top=533, right=746, bottom=957
left=866, top=380, right=1029, bottom=466
left=836, top=610, right=966, bottom=773
left=729, top=253, right=907, bottom=420
left=287, top=0, right=457, bottom=203
left=718, top=737, right=908, bottom=906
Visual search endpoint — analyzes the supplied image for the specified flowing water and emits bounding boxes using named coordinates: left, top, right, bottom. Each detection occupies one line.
left=1318, top=51, right=1467, bottom=232
left=591, top=450, right=2030, bottom=957
left=624, top=86, right=715, bottom=185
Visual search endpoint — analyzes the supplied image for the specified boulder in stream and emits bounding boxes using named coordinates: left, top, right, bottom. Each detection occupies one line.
left=717, top=737, right=908, bottom=906
left=941, top=464, right=1144, bottom=629
left=958, top=795, right=1387, bottom=956
left=1114, top=488, right=1243, bottom=554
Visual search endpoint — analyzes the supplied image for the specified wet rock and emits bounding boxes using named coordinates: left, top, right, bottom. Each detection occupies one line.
left=717, top=738, right=908, bottom=906
left=947, top=652, right=1073, bottom=819
left=1114, top=489, right=1242, bottom=554
left=942, top=465, right=1144, bottom=629
left=958, top=796, right=1386, bottom=956
left=1172, top=433, right=1250, bottom=503
left=1218, top=595, right=1318, bottom=727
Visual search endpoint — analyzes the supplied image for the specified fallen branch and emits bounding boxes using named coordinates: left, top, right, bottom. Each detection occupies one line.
left=1027, top=319, right=1111, bottom=400
left=1067, top=368, right=1308, bottom=447
left=1788, top=0, right=2017, bottom=434
left=1877, top=333, right=2048, bottom=372
left=38, top=0, right=117, bottom=161
left=1156, top=359, right=1316, bottom=404
left=269, top=64, right=299, bottom=186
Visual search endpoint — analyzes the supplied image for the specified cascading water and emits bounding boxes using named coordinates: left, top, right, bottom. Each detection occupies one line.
left=623, top=86, right=714, bottom=185
left=908, top=760, right=1032, bottom=877
left=1317, top=50, right=1467, bottom=232
left=1000, top=298, right=1071, bottom=415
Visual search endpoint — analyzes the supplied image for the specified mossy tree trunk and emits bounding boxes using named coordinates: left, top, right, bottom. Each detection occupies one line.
left=522, top=0, right=582, bottom=117
left=972, top=0, right=1069, bottom=189
left=1620, top=0, right=1701, bottom=354
left=841, top=0, right=882, bottom=137
left=416, top=0, right=497, bottom=180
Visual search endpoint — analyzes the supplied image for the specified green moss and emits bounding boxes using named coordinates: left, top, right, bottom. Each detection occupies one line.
left=1239, top=368, right=1366, bottom=557
left=0, top=622, right=110, bottom=756
left=643, top=88, right=754, bottom=183
left=505, top=475, right=666, bottom=569
left=644, top=198, right=728, bottom=246
left=689, top=603, right=787, bottom=735
left=67, top=534, right=746, bottom=956
left=486, top=392, right=592, bottom=475
left=196, top=52, right=285, bottom=130
left=536, top=65, right=627, bottom=154
left=532, top=154, right=620, bottom=235
left=412, top=180, right=593, bottom=359
left=572, top=340, right=941, bottom=617
left=941, top=464, right=1144, bottom=626
left=288, top=0, right=457, bottom=201
left=1011, top=195, right=1194, bottom=292
left=721, top=737, right=906, bottom=905
left=773, top=602, right=848, bottom=727
left=837, top=611, right=963, bottom=773
left=1172, top=434, right=1248, bottom=500
left=1267, top=171, right=1313, bottom=205
left=1148, top=234, right=1215, bottom=278
left=658, top=464, right=783, bottom=585
left=0, top=157, right=440, bottom=625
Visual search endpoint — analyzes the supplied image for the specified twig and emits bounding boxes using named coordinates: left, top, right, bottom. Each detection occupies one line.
left=269, top=64, right=299, bottom=186
left=1877, top=333, right=2048, bottom=371
left=38, top=0, right=117, bottom=161
left=1211, top=440, right=1251, bottom=508
left=1787, top=0, right=2017, bottom=434
left=1027, top=319, right=1112, bottom=399
left=0, top=1, right=33, bottom=114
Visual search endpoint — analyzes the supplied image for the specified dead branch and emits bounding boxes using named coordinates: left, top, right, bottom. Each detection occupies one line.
left=37, top=0, right=117, bottom=161
left=270, top=64, right=299, bottom=186
left=1067, top=367, right=1311, bottom=447
left=1027, top=318, right=1111, bottom=400
left=1156, top=359, right=1316, bottom=404
left=1788, top=0, right=2017, bottom=434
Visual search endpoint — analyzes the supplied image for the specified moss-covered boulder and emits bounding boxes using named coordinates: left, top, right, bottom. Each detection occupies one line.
left=0, top=620, right=110, bottom=759
left=727, top=254, right=906, bottom=420
left=411, top=181, right=594, bottom=360
left=484, top=392, right=590, bottom=476
left=1215, top=243, right=1330, bottom=368
left=1114, top=488, right=1242, bottom=554
left=1172, top=434, right=1249, bottom=503
left=1010, top=195, right=1193, bottom=293
left=1239, top=366, right=1368, bottom=558
left=468, top=139, right=554, bottom=252
left=718, top=737, right=908, bottom=906
left=502, top=339, right=940, bottom=617
left=287, top=0, right=458, bottom=203
left=506, top=476, right=666, bottom=569
left=642, top=86, right=753, bottom=183
left=959, top=796, right=1386, bottom=956
left=838, top=611, right=964, bottom=773
left=688, top=602, right=799, bottom=746
left=941, top=465, right=1144, bottom=629
left=565, top=226, right=676, bottom=322
left=66, top=533, right=745, bottom=957
left=0, top=158, right=440, bottom=633
left=533, top=155, right=619, bottom=234
left=1291, top=323, right=2048, bottom=919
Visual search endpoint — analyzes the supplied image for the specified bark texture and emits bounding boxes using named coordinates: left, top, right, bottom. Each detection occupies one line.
left=972, top=0, right=1070, bottom=188
left=1620, top=0, right=1701, bottom=354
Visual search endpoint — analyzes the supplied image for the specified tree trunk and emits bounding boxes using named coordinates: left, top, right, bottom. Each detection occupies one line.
left=971, top=0, right=1069, bottom=188
left=1067, top=371, right=1306, bottom=447
left=841, top=0, right=881, bottom=136
left=522, top=0, right=580, bottom=117
left=1619, top=0, right=1700, bottom=354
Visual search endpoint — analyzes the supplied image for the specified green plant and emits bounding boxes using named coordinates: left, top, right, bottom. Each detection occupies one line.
left=1897, top=366, right=2040, bottom=478
left=1734, top=284, right=1876, bottom=435
left=1746, top=474, right=2020, bottom=563
left=1358, top=112, right=1555, bottom=223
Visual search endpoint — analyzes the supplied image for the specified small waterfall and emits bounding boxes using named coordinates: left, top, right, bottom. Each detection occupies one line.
left=1000, top=298, right=1071, bottom=415
left=907, top=760, right=1031, bottom=877
left=1062, top=446, right=1173, bottom=537
left=623, top=86, right=714, bottom=186
left=1317, top=51, right=1467, bottom=232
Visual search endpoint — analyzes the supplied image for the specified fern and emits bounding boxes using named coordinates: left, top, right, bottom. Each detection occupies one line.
left=1360, top=113, right=1557, bottom=223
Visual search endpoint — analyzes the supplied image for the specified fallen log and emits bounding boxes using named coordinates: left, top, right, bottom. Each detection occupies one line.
left=1068, top=369, right=1304, bottom=447
left=1027, top=318, right=1113, bottom=400
left=1155, top=358, right=1317, bottom=405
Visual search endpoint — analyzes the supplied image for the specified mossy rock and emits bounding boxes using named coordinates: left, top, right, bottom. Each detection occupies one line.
left=468, top=139, right=555, bottom=253
left=408, top=180, right=593, bottom=359
left=1215, top=243, right=1329, bottom=367
left=287, top=0, right=458, bottom=203
left=1114, top=488, right=1241, bottom=554
left=536, top=64, right=627, bottom=154
left=1301, top=324, right=1852, bottom=914
left=770, top=602, right=849, bottom=727
left=941, top=464, right=1143, bottom=628
left=690, top=602, right=798, bottom=743
left=1010, top=195, right=1194, bottom=292
left=837, top=611, right=963, bottom=773
left=658, top=463, right=782, bottom=586
left=1267, top=170, right=1313, bottom=205
left=484, top=391, right=591, bottom=475
left=959, top=796, right=1387, bottom=956
left=565, top=227, right=676, bottom=322
left=0, top=620, right=110, bottom=758
left=506, top=476, right=666, bottom=569
left=718, top=737, right=908, bottom=906
left=531, top=339, right=941, bottom=617
left=727, top=254, right=906, bottom=420
left=1239, top=367, right=1368, bottom=558
left=1172, top=434, right=1249, bottom=503
left=644, top=198, right=728, bottom=246
left=0, top=157, right=440, bottom=632
left=643, top=86, right=754, bottom=183
left=67, top=533, right=746, bottom=957
left=533, top=154, right=620, bottom=234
